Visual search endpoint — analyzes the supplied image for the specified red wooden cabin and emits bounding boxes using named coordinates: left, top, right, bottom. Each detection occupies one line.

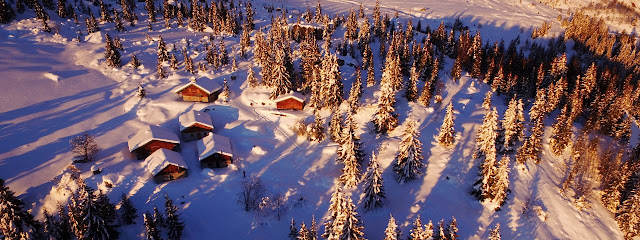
left=145, top=149, right=189, bottom=182
left=179, top=110, right=214, bottom=141
left=174, top=78, right=222, bottom=103
left=128, top=125, right=180, bottom=160
left=274, top=92, right=306, bottom=110
left=197, top=134, right=234, bottom=168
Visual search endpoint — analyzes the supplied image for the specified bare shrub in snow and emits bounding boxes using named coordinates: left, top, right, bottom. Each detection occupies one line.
left=238, top=176, right=266, bottom=212
left=70, top=132, right=100, bottom=162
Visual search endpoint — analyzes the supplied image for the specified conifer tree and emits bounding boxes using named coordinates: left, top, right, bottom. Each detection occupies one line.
left=549, top=105, right=572, bottom=156
left=362, top=152, right=385, bottom=210
left=336, top=195, right=365, bottom=240
left=152, top=205, right=164, bottom=228
left=322, top=187, right=344, bottom=239
left=143, top=212, right=161, bottom=240
left=474, top=108, right=499, bottom=160
left=144, top=0, right=155, bottom=22
left=500, top=98, right=524, bottom=152
left=120, top=193, right=137, bottom=225
left=156, top=62, right=167, bottom=79
left=406, top=63, right=420, bottom=102
left=384, top=214, right=401, bottom=240
left=409, top=215, right=424, bottom=240
left=43, top=208, right=62, bottom=240
left=269, top=47, right=293, bottom=100
left=156, top=36, right=169, bottom=63
left=82, top=190, right=112, bottom=240
left=347, top=69, right=363, bottom=112
left=492, top=156, right=511, bottom=206
left=437, top=103, right=456, bottom=147
left=288, top=218, right=299, bottom=240
left=165, top=194, right=185, bottom=240
left=372, top=55, right=401, bottom=134
left=448, top=217, right=459, bottom=240
left=131, top=54, right=141, bottom=69
left=516, top=119, right=544, bottom=164
left=309, top=216, right=318, bottom=240
left=104, top=34, right=122, bottom=68
left=0, top=0, right=16, bottom=24
left=329, top=111, right=343, bottom=143
left=298, top=222, right=310, bottom=240
left=473, top=108, right=499, bottom=202
left=482, top=91, right=492, bottom=110
left=617, top=189, right=640, bottom=238
left=489, top=224, right=501, bottom=240
left=337, top=113, right=363, bottom=188
left=221, top=78, right=230, bottom=102
left=319, top=54, right=344, bottom=109
left=394, top=119, right=425, bottom=183
left=169, top=52, right=178, bottom=70
left=0, top=179, right=39, bottom=239
left=451, top=56, right=462, bottom=82
left=247, top=67, right=258, bottom=88
left=95, top=190, right=118, bottom=239
left=183, top=48, right=195, bottom=74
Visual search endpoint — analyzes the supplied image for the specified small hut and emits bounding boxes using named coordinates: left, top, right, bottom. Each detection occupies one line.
left=274, top=92, right=306, bottom=110
left=197, top=134, right=233, bottom=168
left=174, top=77, right=222, bottom=103
left=145, top=149, right=188, bottom=182
left=179, top=110, right=214, bottom=141
left=128, top=125, right=180, bottom=160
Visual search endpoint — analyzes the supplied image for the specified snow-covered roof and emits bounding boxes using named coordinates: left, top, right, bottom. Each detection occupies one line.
left=145, top=149, right=188, bottom=176
left=174, top=78, right=222, bottom=95
left=274, top=92, right=306, bottom=103
left=179, top=110, right=214, bottom=132
left=197, top=134, right=233, bottom=161
left=128, top=125, right=180, bottom=152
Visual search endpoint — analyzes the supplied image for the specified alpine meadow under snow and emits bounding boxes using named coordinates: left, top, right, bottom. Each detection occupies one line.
left=1, top=0, right=640, bottom=239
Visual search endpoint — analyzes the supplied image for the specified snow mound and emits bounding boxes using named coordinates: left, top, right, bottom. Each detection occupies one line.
left=43, top=72, right=59, bottom=82
left=251, top=145, right=266, bottom=155
left=85, top=32, right=103, bottom=44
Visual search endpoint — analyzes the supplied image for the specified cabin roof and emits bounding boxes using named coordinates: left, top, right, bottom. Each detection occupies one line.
left=179, top=110, right=214, bottom=132
left=145, top=149, right=188, bottom=176
left=197, top=133, right=233, bottom=161
left=274, top=92, right=306, bottom=103
left=128, top=125, right=180, bottom=152
left=174, top=78, right=222, bottom=95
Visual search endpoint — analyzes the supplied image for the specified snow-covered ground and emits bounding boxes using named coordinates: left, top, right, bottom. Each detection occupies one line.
left=0, top=0, right=630, bottom=239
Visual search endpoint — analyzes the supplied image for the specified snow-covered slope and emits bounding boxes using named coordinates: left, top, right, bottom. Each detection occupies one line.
left=0, top=0, right=630, bottom=239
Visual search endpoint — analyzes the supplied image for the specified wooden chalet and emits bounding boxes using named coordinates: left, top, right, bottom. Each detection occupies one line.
left=197, top=134, right=233, bottom=168
left=290, top=23, right=323, bottom=41
left=274, top=92, right=306, bottom=110
left=145, top=149, right=188, bottom=182
left=128, top=125, right=180, bottom=160
left=179, top=110, right=214, bottom=141
left=174, top=78, right=222, bottom=103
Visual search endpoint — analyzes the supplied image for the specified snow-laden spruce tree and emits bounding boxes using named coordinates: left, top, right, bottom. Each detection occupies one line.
left=298, top=222, right=310, bottom=240
left=329, top=111, right=344, bottom=143
left=334, top=194, right=365, bottom=240
left=95, top=190, right=118, bottom=239
left=104, top=33, right=121, bottom=68
left=247, top=66, right=259, bottom=88
left=120, top=193, right=137, bottom=225
left=143, top=211, right=161, bottom=240
left=308, top=112, right=326, bottom=142
left=372, top=54, right=401, bottom=134
left=269, top=46, right=293, bottom=100
left=383, top=214, right=401, bottom=240
left=451, top=56, right=462, bottom=82
left=489, top=224, right=501, bottom=240
left=617, top=189, right=640, bottom=238
left=500, top=97, right=524, bottom=152
left=288, top=218, right=299, bottom=240
left=165, top=194, right=185, bottom=240
left=437, top=103, right=456, bottom=147
left=347, top=68, right=363, bottom=112
left=409, top=215, right=424, bottom=240
left=405, top=63, right=420, bottom=102
left=323, top=187, right=345, bottom=239
left=516, top=118, right=544, bottom=164
left=549, top=105, right=572, bottom=156
left=474, top=108, right=499, bottom=161
left=221, top=78, right=230, bottom=102
left=447, top=216, right=459, bottom=240
left=362, top=152, right=385, bottom=211
left=320, top=53, right=344, bottom=109
left=491, top=156, right=510, bottom=206
left=0, top=178, right=39, bottom=239
left=337, top=130, right=362, bottom=188
left=394, top=119, right=425, bottom=183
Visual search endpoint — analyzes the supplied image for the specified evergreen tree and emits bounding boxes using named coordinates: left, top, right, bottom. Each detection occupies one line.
left=143, top=212, right=161, bottom=240
left=104, top=33, right=122, bottom=68
left=165, top=194, right=185, bottom=240
left=372, top=62, right=399, bottom=134
left=82, top=190, right=111, bottom=240
left=247, top=67, right=258, bottom=88
left=516, top=119, right=544, bottom=164
left=329, top=111, right=344, bottom=143
left=337, top=112, right=363, bottom=188
left=383, top=214, right=401, bottom=240
left=347, top=68, right=363, bottom=112
left=114, top=9, right=124, bottom=31
left=319, top=54, right=344, bottom=109
left=131, top=55, right=141, bottom=69
left=394, top=119, right=425, bottom=183
left=183, top=48, right=195, bottom=74
left=408, top=215, right=424, bottom=240
left=0, top=178, right=39, bottom=239
left=492, top=156, right=510, bottom=206
left=94, top=191, right=118, bottom=239
left=617, top=189, right=640, bottom=238
left=156, top=63, right=167, bottom=79
left=308, top=112, right=326, bottom=142
left=288, top=218, right=299, bottom=240
left=120, top=193, right=137, bottom=225
left=549, top=105, right=572, bottom=156
left=221, top=78, right=230, bottom=102
left=406, top=63, right=420, bottom=102
left=474, top=108, right=499, bottom=161
left=144, top=0, right=155, bottom=22
left=0, top=0, right=16, bottom=24
left=309, top=216, right=318, bottom=240
left=269, top=46, right=293, bottom=100
left=473, top=108, right=499, bottom=202
left=169, top=52, right=178, bottom=70
left=298, top=222, right=310, bottom=240
left=488, top=224, right=501, bottom=240
left=500, top=98, right=524, bottom=152
left=152, top=205, right=164, bottom=228
left=451, top=56, right=462, bottom=82
left=156, top=36, right=169, bottom=63
left=56, top=203, right=72, bottom=240
left=362, top=152, right=385, bottom=210
left=448, top=217, right=459, bottom=240
left=437, top=103, right=456, bottom=147
left=43, top=208, right=62, bottom=240
left=336, top=195, right=365, bottom=240
left=482, top=91, right=492, bottom=110
left=322, top=187, right=345, bottom=239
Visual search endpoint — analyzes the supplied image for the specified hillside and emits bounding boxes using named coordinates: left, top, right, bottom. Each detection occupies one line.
left=0, top=0, right=638, bottom=239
